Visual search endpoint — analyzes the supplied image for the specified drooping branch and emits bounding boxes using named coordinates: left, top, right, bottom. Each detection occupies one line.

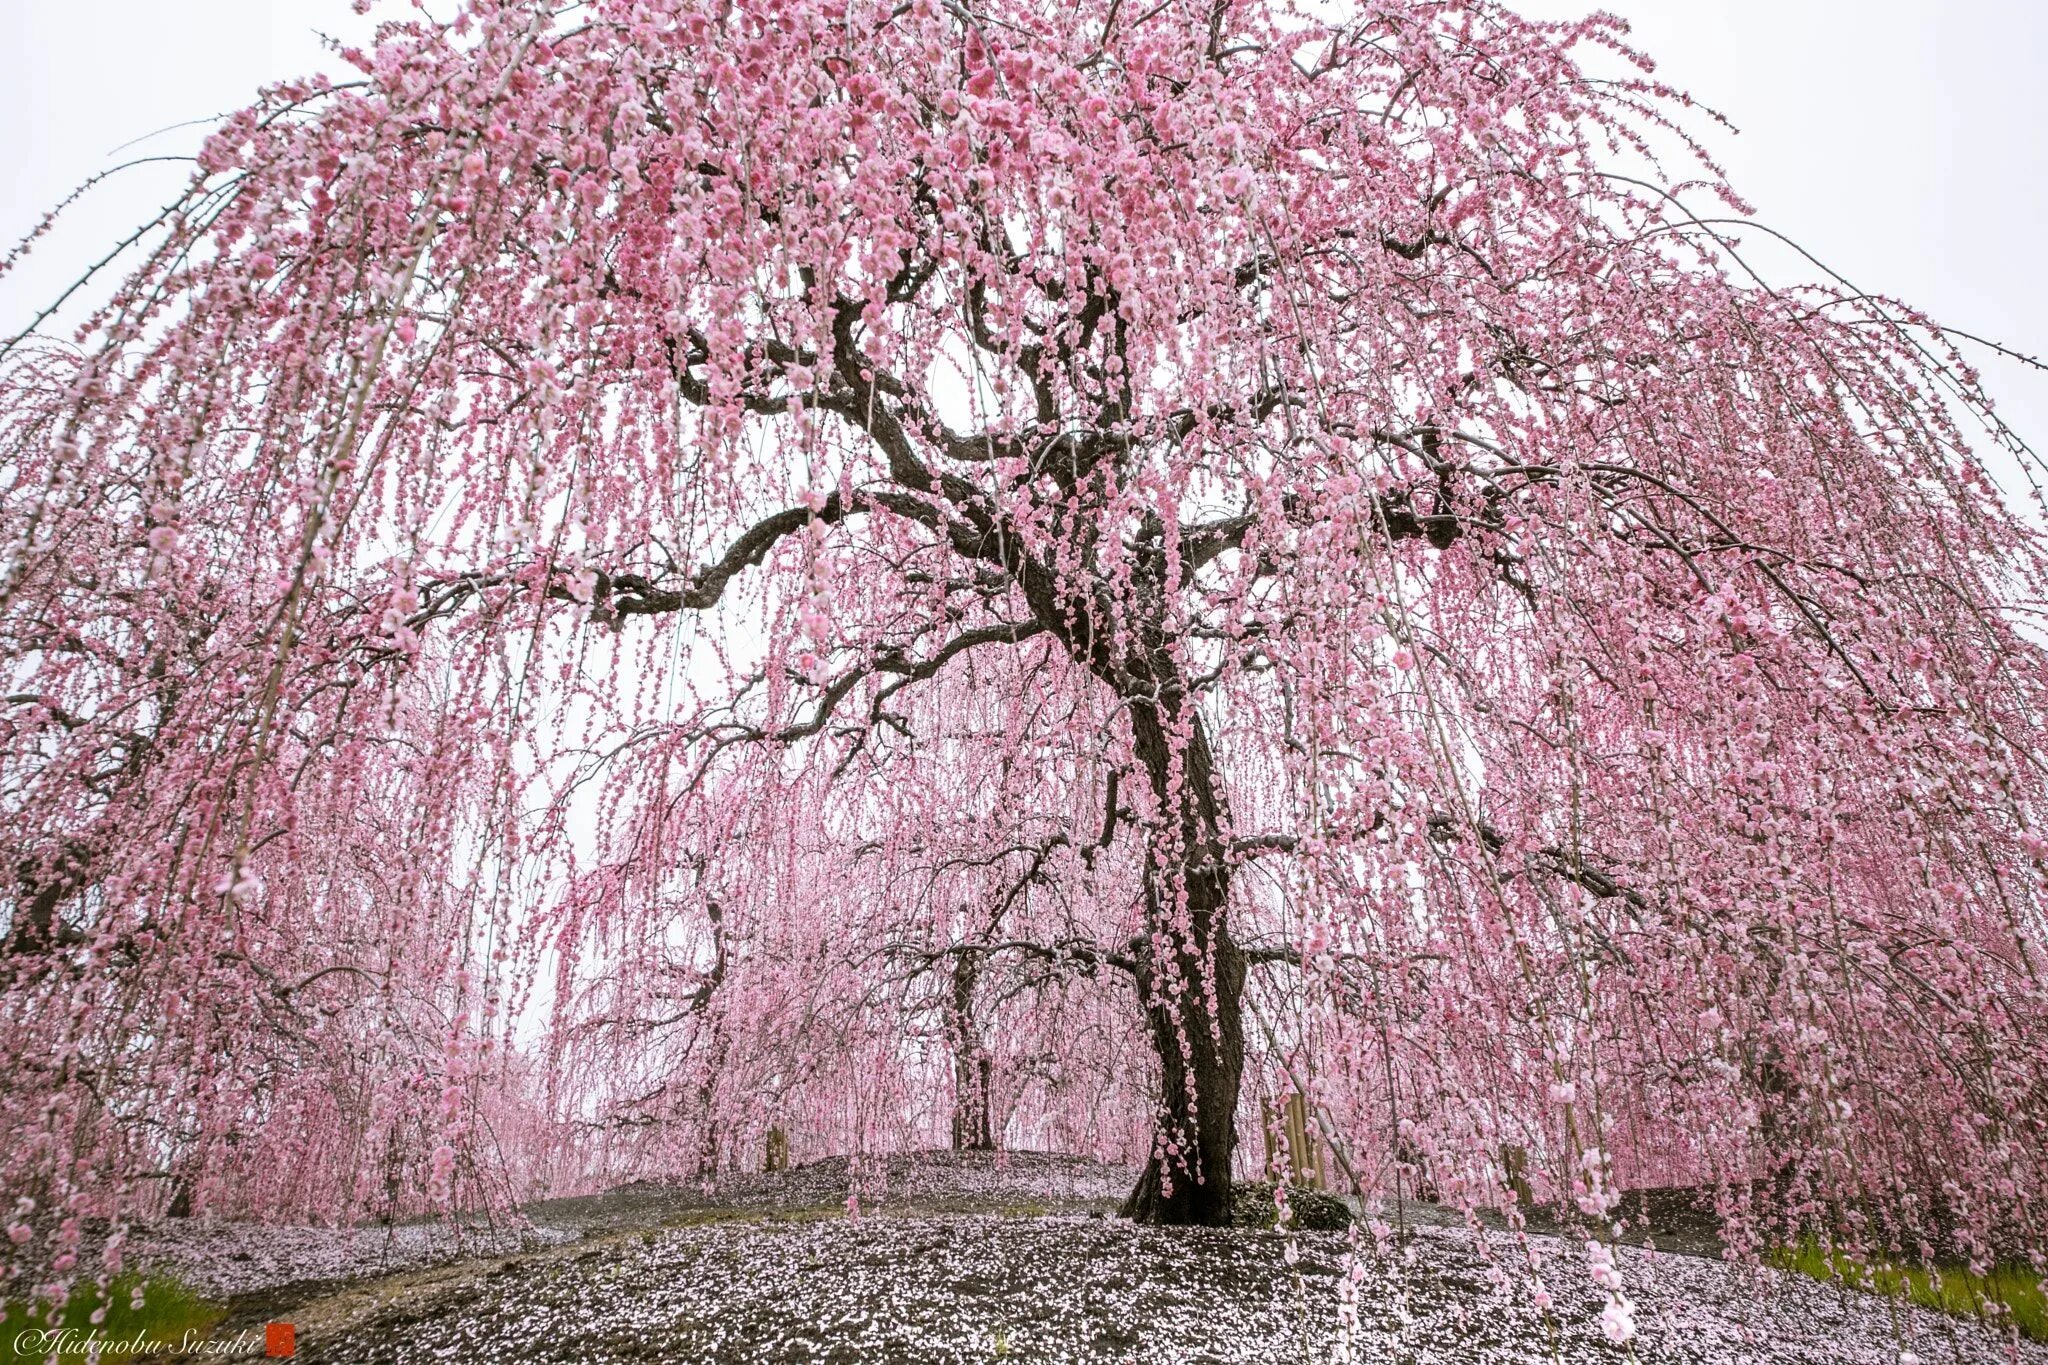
left=607, top=497, right=851, bottom=616
left=411, top=494, right=854, bottom=630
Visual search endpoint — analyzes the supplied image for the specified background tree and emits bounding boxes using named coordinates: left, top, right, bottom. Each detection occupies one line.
left=1, top=0, right=2045, bottom=1272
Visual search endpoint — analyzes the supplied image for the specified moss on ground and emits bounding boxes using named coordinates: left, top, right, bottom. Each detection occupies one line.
left=2, top=1272, right=228, bottom=1365
left=1230, top=1181, right=1353, bottom=1232
left=1768, top=1242, right=2046, bottom=1343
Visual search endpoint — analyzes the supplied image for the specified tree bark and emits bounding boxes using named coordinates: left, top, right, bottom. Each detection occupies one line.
left=1119, top=700, right=1246, bottom=1227
left=948, top=949, right=995, bottom=1151
left=1120, top=859, right=1246, bottom=1225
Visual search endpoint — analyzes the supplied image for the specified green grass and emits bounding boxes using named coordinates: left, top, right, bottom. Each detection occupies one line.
left=2, top=1273, right=227, bottom=1365
left=1769, top=1242, right=2048, bottom=1342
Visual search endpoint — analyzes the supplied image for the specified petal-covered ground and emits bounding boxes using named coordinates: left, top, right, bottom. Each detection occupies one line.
left=255, top=1214, right=2029, bottom=1365
left=120, top=1155, right=2036, bottom=1363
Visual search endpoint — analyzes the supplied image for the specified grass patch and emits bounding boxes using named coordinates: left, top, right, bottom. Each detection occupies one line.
left=1769, top=1243, right=2047, bottom=1342
left=751, top=1206, right=845, bottom=1224
left=647, top=1204, right=843, bottom=1231
left=2, top=1273, right=228, bottom=1364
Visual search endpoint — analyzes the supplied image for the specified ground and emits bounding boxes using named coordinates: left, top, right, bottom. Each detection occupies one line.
left=82, top=1154, right=2045, bottom=1363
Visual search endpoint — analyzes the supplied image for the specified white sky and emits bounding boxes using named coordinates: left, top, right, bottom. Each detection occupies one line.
left=2, top=0, right=2044, bottom=455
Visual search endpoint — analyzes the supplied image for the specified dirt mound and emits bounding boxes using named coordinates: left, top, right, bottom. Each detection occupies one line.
left=105, top=1155, right=2043, bottom=1364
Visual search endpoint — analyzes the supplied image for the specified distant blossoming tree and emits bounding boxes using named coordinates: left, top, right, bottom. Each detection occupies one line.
left=3, top=0, right=2046, bottom=1282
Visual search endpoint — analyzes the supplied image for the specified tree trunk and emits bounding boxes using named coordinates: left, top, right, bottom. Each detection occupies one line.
left=948, top=949, right=995, bottom=1151
left=1119, top=700, right=1246, bottom=1227
left=695, top=1026, right=728, bottom=1177
left=952, top=1051, right=994, bottom=1151
left=1120, top=863, right=1246, bottom=1225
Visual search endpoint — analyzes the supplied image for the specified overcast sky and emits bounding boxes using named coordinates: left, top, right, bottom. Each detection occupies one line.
left=3, top=0, right=2043, bottom=456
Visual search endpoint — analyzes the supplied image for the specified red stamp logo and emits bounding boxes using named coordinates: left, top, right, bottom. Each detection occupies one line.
left=265, top=1322, right=297, bottom=1358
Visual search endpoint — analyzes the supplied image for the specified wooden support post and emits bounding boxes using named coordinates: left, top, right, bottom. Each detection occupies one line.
left=1500, top=1143, right=1531, bottom=1208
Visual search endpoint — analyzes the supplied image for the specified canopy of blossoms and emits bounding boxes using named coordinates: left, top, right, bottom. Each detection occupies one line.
left=2, top=0, right=2044, bottom=1313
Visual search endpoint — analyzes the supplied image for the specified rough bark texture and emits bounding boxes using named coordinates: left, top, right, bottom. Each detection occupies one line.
left=948, top=950, right=995, bottom=1151
left=1118, top=702, right=1246, bottom=1227
left=1120, top=866, right=1246, bottom=1226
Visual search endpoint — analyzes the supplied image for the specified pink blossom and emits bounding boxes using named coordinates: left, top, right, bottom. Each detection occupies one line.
left=1600, top=1294, right=1636, bottom=1345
